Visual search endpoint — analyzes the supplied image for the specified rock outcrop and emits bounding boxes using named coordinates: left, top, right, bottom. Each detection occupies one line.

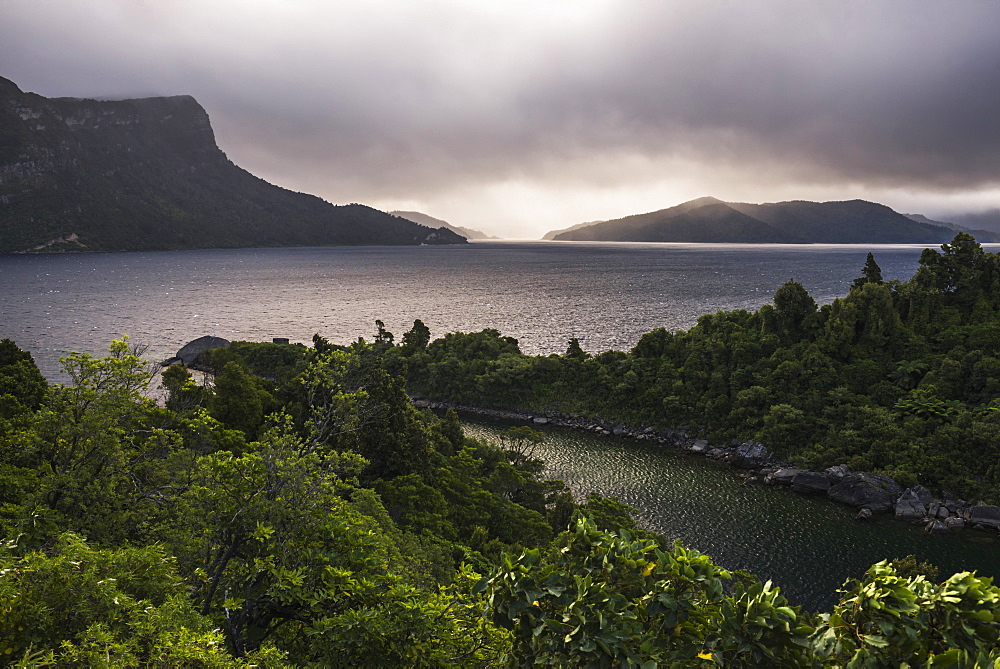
left=827, top=473, right=902, bottom=513
left=790, top=471, right=831, bottom=494
left=162, top=336, right=230, bottom=368
left=967, top=504, right=1000, bottom=531
left=731, top=441, right=771, bottom=469
left=895, top=488, right=929, bottom=520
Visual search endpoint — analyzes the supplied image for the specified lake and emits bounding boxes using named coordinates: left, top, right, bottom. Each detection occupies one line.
left=0, top=240, right=961, bottom=379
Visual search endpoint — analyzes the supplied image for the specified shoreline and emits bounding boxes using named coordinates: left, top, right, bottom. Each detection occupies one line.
left=414, top=398, right=1000, bottom=539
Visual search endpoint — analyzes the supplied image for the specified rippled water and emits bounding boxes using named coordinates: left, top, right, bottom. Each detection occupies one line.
left=0, top=241, right=960, bottom=379
left=463, top=419, right=1000, bottom=612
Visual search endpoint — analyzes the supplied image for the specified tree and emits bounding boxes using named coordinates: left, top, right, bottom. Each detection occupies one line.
left=401, top=318, right=431, bottom=354
left=564, top=337, right=589, bottom=361
left=0, top=339, right=47, bottom=421
left=487, top=514, right=813, bottom=666
left=851, top=252, right=884, bottom=290
left=0, top=532, right=273, bottom=665
left=817, top=561, right=1000, bottom=666
left=374, top=319, right=395, bottom=347
left=171, top=419, right=506, bottom=663
left=209, top=361, right=272, bottom=440
left=769, top=280, right=818, bottom=344
left=161, top=362, right=207, bottom=413
left=12, top=338, right=180, bottom=546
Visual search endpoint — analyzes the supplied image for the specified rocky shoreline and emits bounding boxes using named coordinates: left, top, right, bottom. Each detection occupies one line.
left=414, top=399, right=1000, bottom=538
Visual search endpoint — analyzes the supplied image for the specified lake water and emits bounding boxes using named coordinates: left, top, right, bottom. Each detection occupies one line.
left=0, top=240, right=961, bottom=379
left=464, top=418, right=1000, bottom=612
left=4, top=240, right=998, bottom=609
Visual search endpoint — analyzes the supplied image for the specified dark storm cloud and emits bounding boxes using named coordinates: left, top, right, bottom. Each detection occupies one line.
left=1, top=0, right=998, bottom=223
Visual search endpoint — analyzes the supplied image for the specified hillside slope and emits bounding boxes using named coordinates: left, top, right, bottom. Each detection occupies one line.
left=552, top=197, right=801, bottom=243
left=550, top=197, right=962, bottom=244
left=0, top=76, right=465, bottom=252
left=390, top=210, right=497, bottom=239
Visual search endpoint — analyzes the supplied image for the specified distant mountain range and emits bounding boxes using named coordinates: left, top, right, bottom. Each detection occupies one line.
left=0, top=75, right=465, bottom=253
left=546, top=196, right=999, bottom=244
left=390, top=211, right=498, bottom=240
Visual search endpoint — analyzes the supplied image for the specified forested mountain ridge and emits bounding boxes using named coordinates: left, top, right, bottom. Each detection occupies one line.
left=549, top=196, right=997, bottom=243
left=0, top=75, right=465, bottom=252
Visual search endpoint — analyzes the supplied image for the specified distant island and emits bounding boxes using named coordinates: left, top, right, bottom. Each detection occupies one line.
left=0, top=76, right=466, bottom=253
left=390, top=210, right=498, bottom=240
left=546, top=196, right=999, bottom=243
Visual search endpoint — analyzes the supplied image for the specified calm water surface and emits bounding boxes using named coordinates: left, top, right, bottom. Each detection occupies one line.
left=464, top=418, right=1000, bottom=612
left=0, top=241, right=967, bottom=379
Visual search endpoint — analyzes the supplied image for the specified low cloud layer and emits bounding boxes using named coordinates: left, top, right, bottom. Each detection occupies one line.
left=2, top=0, right=998, bottom=237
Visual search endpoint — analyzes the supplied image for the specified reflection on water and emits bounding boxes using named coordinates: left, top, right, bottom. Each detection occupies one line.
left=0, top=242, right=948, bottom=379
left=463, top=418, right=1000, bottom=612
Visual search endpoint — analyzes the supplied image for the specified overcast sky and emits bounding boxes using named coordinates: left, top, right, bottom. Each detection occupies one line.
left=2, top=0, right=999, bottom=238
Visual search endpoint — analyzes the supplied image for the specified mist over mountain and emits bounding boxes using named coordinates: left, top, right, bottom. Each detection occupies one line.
left=937, top=210, right=1000, bottom=235
left=0, top=76, right=465, bottom=252
left=390, top=210, right=497, bottom=240
left=903, top=213, right=999, bottom=241
left=542, top=220, right=607, bottom=241
left=548, top=197, right=990, bottom=243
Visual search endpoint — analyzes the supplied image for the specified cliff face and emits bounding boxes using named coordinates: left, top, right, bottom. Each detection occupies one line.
left=0, top=76, right=465, bottom=252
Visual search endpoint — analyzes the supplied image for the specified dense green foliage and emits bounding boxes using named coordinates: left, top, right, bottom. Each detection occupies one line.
left=487, top=515, right=1000, bottom=667
left=3, top=237, right=1000, bottom=665
left=395, top=235, right=1000, bottom=503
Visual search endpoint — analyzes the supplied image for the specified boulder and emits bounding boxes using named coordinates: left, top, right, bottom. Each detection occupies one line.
left=924, top=519, right=949, bottom=534
left=165, top=335, right=231, bottom=368
left=790, top=471, right=831, bottom=494
left=945, top=500, right=967, bottom=514
left=967, top=504, right=1000, bottom=531
left=532, top=417, right=549, bottom=425
left=731, top=441, right=772, bottom=469
left=895, top=488, right=927, bottom=520
left=690, top=439, right=710, bottom=454
left=824, top=464, right=850, bottom=482
left=765, top=468, right=802, bottom=485
left=911, top=485, right=934, bottom=508
left=944, top=516, right=966, bottom=531
left=827, top=473, right=903, bottom=513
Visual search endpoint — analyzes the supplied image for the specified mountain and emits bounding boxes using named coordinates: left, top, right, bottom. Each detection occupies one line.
left=0, top=76, right=465, bottom=252
left=542, top=220, right=606, bottom=240
left=550, top=197, right=801, bottom=243
left=549, top=197, right=962, bottom=244
left=903, top=213, right=1000, bottom=242
left=390, top=210, right=498, bottom=240
left=937, top=209, right=1000, bottom=235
